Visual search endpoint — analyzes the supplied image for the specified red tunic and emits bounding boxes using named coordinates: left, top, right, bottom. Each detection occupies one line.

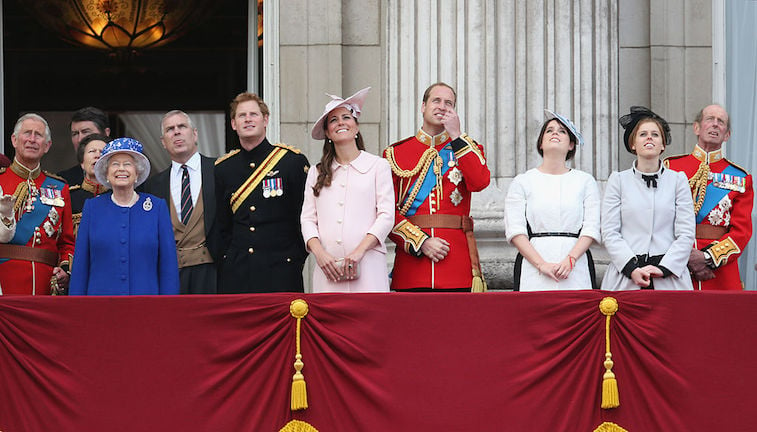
left=0, top=164, right=75, bottom=295
left=665, top=145, right=753, bottom=290
left=384, top=130, right=490, bottom=290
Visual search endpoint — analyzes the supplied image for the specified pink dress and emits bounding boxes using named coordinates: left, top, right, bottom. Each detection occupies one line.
left=301, top=151, right=395, bottom=293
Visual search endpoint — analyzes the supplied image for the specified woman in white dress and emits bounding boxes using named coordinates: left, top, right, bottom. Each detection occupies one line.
left=301, top=87, right=395, bottom=293
left=601, top=106, right=695, bottom=290
left=505, top=110, right=601, bottom=291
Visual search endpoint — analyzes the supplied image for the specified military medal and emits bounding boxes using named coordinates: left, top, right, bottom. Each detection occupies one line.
left=47, top=207, right=59, bottom=225
left=275, top=178, right=284, bottom=196
left=143, top=197, right=153, bottom=211
left=450, top=188, right=463, bottom=206
left=448, top=167, right=462, bottom=186
left=711, top=173, right=746, bottom=193
left=43, top=220, right=55, bottom=237
left=263, top=179, right=272, bottom=198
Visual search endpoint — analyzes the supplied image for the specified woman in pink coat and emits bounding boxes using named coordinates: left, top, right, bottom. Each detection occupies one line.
left=301, top=87, right=395, bottom=292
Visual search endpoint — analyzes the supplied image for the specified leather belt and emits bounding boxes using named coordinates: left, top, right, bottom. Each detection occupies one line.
left=696, top=224, right=728, bottom=240
left=0, top=244, right=58, bottom=267
left=407, top=214, right=473, bottom=232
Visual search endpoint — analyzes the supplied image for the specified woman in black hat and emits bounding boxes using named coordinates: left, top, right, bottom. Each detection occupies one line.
left=504, top=110, right=601, bottom=291
left=600, top=107, right=695, bottom=290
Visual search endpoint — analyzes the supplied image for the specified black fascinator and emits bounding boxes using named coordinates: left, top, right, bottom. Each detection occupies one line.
left=618, top=106, right=671, bottom=154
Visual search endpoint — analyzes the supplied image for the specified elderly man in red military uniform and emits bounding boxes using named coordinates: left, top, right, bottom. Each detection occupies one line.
left=0, top=113, right=75, bottom=295
left=384, top=82, right=490, bottom=292
left=665, top=104, right=753, bottom=290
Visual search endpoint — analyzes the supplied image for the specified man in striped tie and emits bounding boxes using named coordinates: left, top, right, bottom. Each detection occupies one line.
left=144, top=110, right=220, bottom=294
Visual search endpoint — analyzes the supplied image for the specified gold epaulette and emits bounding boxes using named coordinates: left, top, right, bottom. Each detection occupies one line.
left=69, top=184, right=81, bottom=191
left=662, top=153, right=688, bottom=169
left=274, top=143, right=302, bottom=154
left=707, top=236, right=741, bottom=267
left=44, top=171, right=66, bottom=182
left=215, top=149, right=241, bottom=165
left=455, top=133, right=486, bottom=164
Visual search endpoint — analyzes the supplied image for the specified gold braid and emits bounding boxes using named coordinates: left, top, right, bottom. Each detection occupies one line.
left=12, top=182, right=29, bottom=216
left=689, top=161, right=710, bottom=215
left=385, top=146, right=442, bottom=216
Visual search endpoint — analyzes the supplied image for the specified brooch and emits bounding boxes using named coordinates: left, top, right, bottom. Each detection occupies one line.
left=143, top=197, right=153, bottom=211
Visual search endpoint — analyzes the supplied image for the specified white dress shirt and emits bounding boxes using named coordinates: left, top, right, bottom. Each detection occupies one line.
left=170, top=152, right=202, bottom=217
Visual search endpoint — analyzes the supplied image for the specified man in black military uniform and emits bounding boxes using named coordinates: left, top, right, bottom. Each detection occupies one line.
left=214, top=92, right=310, bottom=293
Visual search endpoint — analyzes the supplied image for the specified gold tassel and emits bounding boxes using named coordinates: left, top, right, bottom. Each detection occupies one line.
left=599, top=297, right=620, bottom=409
left=289, top=299, right=310, bottom=411
left=471, top=269, right=487, bottom=293
left=279, top=419, right=320, bottom=432
left=593, top=421, right=629, bottom=432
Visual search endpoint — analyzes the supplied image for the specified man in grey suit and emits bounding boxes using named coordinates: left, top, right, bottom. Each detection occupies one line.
left=144, top=110, right=219, bottom=294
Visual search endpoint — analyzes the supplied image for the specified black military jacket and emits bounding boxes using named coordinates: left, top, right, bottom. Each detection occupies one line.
left=214, top=139, right=309, bottom=293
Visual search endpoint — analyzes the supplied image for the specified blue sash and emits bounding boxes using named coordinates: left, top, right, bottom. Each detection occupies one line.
left=403, top=145, right=454, bottom=217
left=697, top=165, right=742, bottom=223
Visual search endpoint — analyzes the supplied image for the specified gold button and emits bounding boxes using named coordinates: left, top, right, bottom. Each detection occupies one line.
left=249, top=226, right=256, bottom=232
left=286, top=258, right=292, bottom=263
left=248, top=248, right=254, bottom=254
left=250, top=162, right=256, bottom=168
left=250, top=205, right=256, bottom=212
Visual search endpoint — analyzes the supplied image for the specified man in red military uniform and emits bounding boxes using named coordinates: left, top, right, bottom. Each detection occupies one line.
left=0, top=114, right=75, bottom=295
left=384, top=82, right=490, bottom=291
left=665, top=104, right=753, bottom=290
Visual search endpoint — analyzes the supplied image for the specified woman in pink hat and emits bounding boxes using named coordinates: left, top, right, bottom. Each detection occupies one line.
left=300, top=87, right=395, bottom=292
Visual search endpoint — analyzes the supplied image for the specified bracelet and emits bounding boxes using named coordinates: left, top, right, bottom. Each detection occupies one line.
left=567, top=255, right=577, bottom=270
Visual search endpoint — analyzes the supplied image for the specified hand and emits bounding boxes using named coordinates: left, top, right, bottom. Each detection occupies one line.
left=343, top=249, right=366, bottom=280
left=554, top=256, right=575, bottom=280
left=52, top=267, right=69, bottom=290
left=688, top=249, right=709, bottom=274
left=690, top=266, right=716, bottom=281
left=688, top=249, right=716, bottom=281
left=420, top=237, right=450, bottom=262
left=313, top=250, right=342, bottom=282
left=0, top=194, right=13, bottom=218
left=630, top=267, right=651, bottom=287
left=536, top=262, right=560, bottom=282
left=630, top=266, right=663, bottom=288
left=441, top=107, right=462, bottom=140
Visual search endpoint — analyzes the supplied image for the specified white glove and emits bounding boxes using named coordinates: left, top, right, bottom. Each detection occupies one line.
left=0, top=194, right=13, bottom=219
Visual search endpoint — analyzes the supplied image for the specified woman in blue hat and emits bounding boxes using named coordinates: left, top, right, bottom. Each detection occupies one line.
left=69, top=138, right=179, bottom=295
left=504, top=110, right=601, bottom=290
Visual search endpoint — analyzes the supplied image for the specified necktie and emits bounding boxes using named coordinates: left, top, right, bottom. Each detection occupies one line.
left=180, top=164, right=193, bottom=225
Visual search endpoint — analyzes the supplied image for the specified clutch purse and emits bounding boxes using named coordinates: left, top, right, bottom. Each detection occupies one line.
left=334, top=258, right=359, bottom=281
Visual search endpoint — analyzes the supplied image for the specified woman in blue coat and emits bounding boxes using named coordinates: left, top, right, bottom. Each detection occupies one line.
left=70, top=138, right=179, bottom=295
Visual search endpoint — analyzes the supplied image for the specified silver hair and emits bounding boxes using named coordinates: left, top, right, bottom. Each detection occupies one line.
left=13, top=113, right=52, bottom=143
left=160, top=110, right=195, bottom=137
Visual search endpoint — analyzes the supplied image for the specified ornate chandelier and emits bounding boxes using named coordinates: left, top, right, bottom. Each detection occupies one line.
left=20, top=0, right=216, bottom=51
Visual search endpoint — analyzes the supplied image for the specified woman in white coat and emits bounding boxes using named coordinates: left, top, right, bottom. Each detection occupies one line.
left=601, top=106, right=695, bottom=290
left=301, top=87, right=395, bottom=293
left=504, top=110, right=601, bottom=291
